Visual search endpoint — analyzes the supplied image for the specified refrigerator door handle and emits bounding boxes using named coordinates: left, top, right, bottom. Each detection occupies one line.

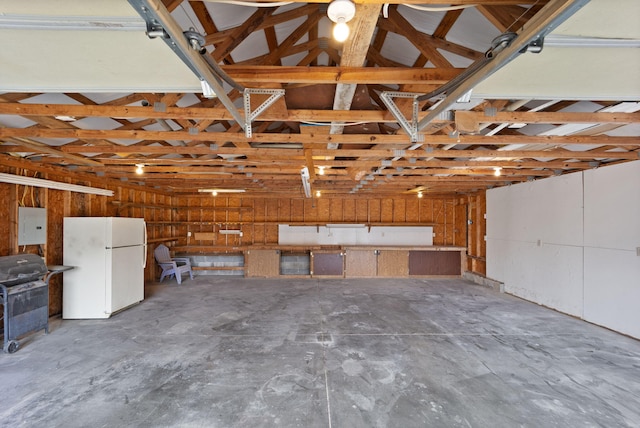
left=142, top=222, right=148, bottom=268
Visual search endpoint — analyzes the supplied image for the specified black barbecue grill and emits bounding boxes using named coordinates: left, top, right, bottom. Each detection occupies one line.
left=0, top=254, right=71, bottom=353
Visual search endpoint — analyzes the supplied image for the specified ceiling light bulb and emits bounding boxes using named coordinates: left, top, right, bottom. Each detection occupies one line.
left=135, top=164, right=144, bottom=175
left=327, top=0, right=355, bottom=42
left=418, top=191, right=423, bottom=198
left=333, top=20, right=350, bottom=42
left=494, top=167, right=502, bottom=177
left=315, top=190, right=321, bottom=197
left=318, top=166, right=325, bottom=175
left=212, top=190, right=218, bottom=196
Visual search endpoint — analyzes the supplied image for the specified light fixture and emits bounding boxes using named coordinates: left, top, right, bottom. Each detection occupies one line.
left=494, top=167, right=502, bottom=177
left=315, top=190, right=321, bottom=198
left=0, top=173, right=113, bottom=196
left=301, top=167, right=312, bottom=198
left=135, top=164, right=144, bottom=175
left=197, top=189, right=246, bottom=193
left=318, top=166, right=325, bottom=176
left=212, top=190, right=218, bottom=197
left=327, top=0, right=356, bottom=42
left=418, top=191, right=423, bottom=198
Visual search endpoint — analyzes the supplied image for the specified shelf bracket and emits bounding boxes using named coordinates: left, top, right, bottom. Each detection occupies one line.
left=380, top=92, right=424, bottom=143
left=243, top=88, right=285, bottom=138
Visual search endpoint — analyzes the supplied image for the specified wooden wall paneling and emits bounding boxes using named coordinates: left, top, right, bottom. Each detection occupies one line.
left=279, top=198, right=291, bottom=221
left=377, top=250, right=409, bottom=277
left=345, top=249, right=377, bottom=277
left=381, top=198, right=393, bottom=222
left=419, top=198, right=433, bottom=224
left=454, top=199, right=467, bottom=248
left=356, top=199, right=368, bottom=223
left=266, top=198, right=279, bottom=222
left=329, top=198, right=343, bottom=222
left=303, top=198, right=318, bottom=223
left=316, top=197, right=330, bottom=222
left=444, top=200, right=455, bottom=245
left=47, top=188, right=65, bottom=316
left=405, top=198, right=419, bottom=222
left=245, top=249, right=280, bottom=277
left=265, top=223, right=278, bottom=244
left=393, top=199, right=406, bottom=223
left=0, top=184, right=14, bottom=255
left=343, top=198, right=356, bottom=222
left=291, top=198, right=304, bottom=222
left=432, top=199, right=445, bottom=245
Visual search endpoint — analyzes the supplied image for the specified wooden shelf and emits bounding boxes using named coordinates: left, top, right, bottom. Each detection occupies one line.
left=147, top=237, right=181, bottom=244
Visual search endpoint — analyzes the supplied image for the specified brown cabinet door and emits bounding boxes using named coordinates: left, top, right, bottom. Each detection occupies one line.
left=345, top=249, right=377, bottom=277
left=245, top=250, right=280, bottom=277
left=377, top=250, right=409, bottom=277
left=311, top=251, right=344, bottom=277
left=409, top=250, right=461, bottom=275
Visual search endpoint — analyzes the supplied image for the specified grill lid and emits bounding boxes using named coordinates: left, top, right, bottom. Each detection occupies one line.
left=0, top=254, right=48, bottom=286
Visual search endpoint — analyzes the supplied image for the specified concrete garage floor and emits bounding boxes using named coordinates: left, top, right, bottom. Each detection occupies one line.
left=2, top=278, right=640, bottom=427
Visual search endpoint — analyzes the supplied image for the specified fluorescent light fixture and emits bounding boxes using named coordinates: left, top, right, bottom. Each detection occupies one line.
left=219, top=229, right=242, bottom=235
left=301, top=167, right=312, bottom=198
left=0, top=173, right=113, bottom=196
left=198, top=189, right=246, bottom=193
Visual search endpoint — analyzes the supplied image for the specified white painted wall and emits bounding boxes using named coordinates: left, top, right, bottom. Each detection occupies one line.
left=278, top=225, right=433, bottom=246
left=487, top=161, right=640, bottom=339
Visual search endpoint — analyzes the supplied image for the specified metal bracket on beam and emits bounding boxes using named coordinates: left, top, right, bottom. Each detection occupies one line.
left=243, top=88, right=285, bottom=138
left=127, top=0, right=245, bottom=128
left=380, top=92, right=422, bottom=143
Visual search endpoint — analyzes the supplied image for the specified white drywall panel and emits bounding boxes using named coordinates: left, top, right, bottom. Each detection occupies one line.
left=475, top=0, right=640, bottom=101
left=488, top=238, right=584, bottom=317
left=584, top=247, right=640, bottom=339
left=0, top=0, right=201, bottom=92
left=278, top=225, right=433, bottom=246
left=487, top=173, right=583, bottom=246
left=584, top=161, right=640, bottom=251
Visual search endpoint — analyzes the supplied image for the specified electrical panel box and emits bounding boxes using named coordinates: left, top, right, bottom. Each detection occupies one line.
left=18, top=207, right=47, bottom=245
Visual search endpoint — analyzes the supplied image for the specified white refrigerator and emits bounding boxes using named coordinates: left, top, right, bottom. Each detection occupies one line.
left=63, top=217, right=147, bottom=319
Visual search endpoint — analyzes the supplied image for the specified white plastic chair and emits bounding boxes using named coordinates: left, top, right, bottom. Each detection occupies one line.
left=154, top=244, right=193, bottom=285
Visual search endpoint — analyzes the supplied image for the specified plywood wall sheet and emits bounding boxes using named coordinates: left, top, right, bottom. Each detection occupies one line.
left=356, top=199, right=369, bottom=222
left=369, top=200, right=381, bottom=223
left=278, top=199, right=291, bottom=220
left=266, top=199, right=279, bottom=221
left=381, top=199, right=393, bottom=222
left=345, top=249, right=377, bottom=277
left=584, top=161, right=640, bottom=251
left=245, top=249, right=281, bottom=277
left=454, top=202, right=466, bottom=248
left=444, top=201, right=455, bottom=245
left=377, top=250, right=409, bottom=277
left=420, top=198, right=433, bottom=223
left=253, top=199, right=266, bottom=222
left=392, top=199, right=406, bottom=223
left=0, top=184, right=12, bottom=255
left=405, top=199, right=419, bottom=223
left=342, top=198, right=356, bottom=222
left=291, top=199, right=304, bottom=222
left=303, top=199, right=317, bottom=222
left=316, top=198, right=330, bottom=221
left=329, top=199, right=343, bottom=222
left=265, top=224, right=278, bottom=244
left=583, top=247, right=640, bottom=339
